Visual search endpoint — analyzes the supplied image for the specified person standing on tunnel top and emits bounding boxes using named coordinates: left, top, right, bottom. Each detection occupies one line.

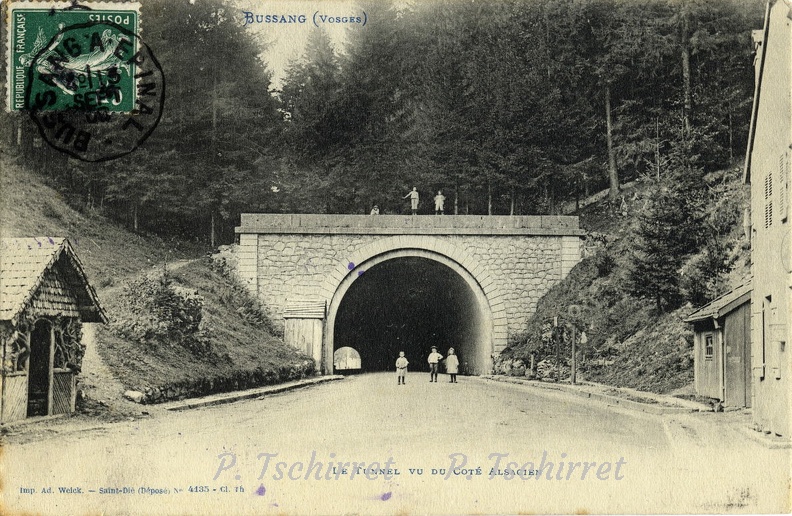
left=404, top=187, right=419, bottom=215
left=445, top=348, right=459, bottom=383
left=434, top=190, right=445, bottom=215
left=396, top=351, right=409, bottom=385
left=427, top=346, right=443, bottom=383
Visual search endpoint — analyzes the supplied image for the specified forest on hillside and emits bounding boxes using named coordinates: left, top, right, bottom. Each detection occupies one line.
left=1, top=0, right=763, bottom=248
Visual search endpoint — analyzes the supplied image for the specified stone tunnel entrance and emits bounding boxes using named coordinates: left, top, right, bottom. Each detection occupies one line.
left=327, top=251, right=493, bottom=375
left=238, top=215, right=584, bottom=373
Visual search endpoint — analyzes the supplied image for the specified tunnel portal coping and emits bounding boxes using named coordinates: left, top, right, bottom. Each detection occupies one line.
left=236, top=214, right=584, bottom=236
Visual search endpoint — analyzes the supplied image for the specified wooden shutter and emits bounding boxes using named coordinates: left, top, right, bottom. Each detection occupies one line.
left=764, top=169, right=773, bottom=229
left=779, top=151, right=789, bottom=223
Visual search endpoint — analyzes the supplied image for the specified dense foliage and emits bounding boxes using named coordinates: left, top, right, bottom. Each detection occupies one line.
left=501, top=164, right=750, bottom=392
left=111, top=272, right=211, bottom=355
left=0, top=0, right=763, bottom=242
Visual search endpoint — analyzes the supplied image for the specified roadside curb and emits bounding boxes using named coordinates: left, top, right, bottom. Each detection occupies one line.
left=163, top=375, right=345, bottom=412
left=0, top=413, right=69, bottom=429
left=734, top=424, right=792, bottom=449
left=479, top=375, right=708, bottom=415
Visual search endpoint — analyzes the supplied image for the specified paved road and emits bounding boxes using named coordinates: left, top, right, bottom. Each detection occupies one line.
left=3, top=373, right=788, bottom=514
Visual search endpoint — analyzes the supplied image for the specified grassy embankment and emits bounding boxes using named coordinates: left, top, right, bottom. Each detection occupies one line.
left=0, top=153, right=312, bottom=408
left=500, top=165, right=750, bottom=394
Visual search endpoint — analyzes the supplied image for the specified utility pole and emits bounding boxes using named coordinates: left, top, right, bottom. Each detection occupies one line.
left=553, top=316, right=560, bottom=382
left=567, top=305, right=582, bottom=384
left=570, top=324, right=577, bottom=385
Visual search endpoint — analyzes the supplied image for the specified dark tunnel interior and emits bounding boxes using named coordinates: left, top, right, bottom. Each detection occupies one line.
left=333, top=257, right=486, bottom=374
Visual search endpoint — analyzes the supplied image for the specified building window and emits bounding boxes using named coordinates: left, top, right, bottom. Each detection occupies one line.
left=705, top=334, right=714, bottom=358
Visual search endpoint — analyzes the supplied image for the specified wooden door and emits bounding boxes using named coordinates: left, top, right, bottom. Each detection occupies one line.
left=284, top=318, right=323, bottom=366
left=724, top=304, right=751, bottom=408
left=27, top=320, right=52, bottom=417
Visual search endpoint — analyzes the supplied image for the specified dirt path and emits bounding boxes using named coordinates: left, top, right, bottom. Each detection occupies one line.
left=78, top=324, right=144, bottom=415
left=80, top=258, right=201, bottom=412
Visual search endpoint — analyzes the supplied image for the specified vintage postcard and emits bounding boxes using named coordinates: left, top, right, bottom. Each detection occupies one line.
left=0, top=0, right=790, bottom=514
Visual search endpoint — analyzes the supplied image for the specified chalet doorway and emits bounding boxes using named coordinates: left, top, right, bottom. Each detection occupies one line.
left=27, top=320, right=51, bottom=417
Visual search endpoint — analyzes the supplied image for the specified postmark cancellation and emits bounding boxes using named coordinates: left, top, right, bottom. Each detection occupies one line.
left=5, top=1, right=164, bottom=162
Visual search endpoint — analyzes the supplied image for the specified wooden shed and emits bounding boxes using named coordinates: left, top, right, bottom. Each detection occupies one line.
left=0, top=238, right=106, bottom=423
left=283, top=299, right=325, bottom=368
left=685, top=284, right=752, bottom=408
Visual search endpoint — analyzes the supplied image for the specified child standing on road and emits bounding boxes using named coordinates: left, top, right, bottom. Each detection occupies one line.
left=396, top=351, right=409, bottom=385
left=445, top=348, right=459, bottom=383
left=427, top=346, right=443, bottom=382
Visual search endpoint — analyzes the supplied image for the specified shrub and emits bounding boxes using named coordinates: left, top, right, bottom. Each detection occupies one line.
left=591, top=251, right=616, bottom=277
left=208, top=255, right=281, bottom=336
left=110, top=272, right=211, bottom=355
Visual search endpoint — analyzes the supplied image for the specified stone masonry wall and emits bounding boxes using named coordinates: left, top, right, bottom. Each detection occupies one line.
left=445, top=235, right=573, bottom=336
left=238, top=232, right=580, bottom=342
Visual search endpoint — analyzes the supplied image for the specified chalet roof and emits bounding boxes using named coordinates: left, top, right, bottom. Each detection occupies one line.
left=0, top=237, right=107, bottom=324
left=685, top=284, right=752, bottom=323
left=743, top=0, right=792, bottom=184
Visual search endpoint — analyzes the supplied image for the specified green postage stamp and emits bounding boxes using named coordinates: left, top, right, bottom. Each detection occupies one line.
left=5, top=1, right=164, bottom=162
left=7, top=2, right=141, bottom=112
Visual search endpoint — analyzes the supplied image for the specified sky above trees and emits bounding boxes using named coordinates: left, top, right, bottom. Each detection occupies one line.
left=236, top=0, right=353, bottom=88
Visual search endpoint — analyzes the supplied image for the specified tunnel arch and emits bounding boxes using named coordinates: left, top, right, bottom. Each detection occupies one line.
left=321, top=236, right=508, bottom=375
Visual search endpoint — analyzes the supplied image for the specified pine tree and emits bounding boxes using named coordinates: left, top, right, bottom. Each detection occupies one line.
left=628, top=170, right=706, bottom=311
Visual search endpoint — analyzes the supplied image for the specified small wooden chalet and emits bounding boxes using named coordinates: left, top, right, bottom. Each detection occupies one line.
left=685, top=284, right=752, bottom=408
left=0, top=238, right=106, bottom=423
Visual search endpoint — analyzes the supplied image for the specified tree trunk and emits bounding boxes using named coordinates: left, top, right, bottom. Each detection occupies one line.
left=133, top=203, right=139, bottom=233
left=212, top=68, right=218, bottom=148
left=510, top=186, right=515, bottom=216
left=543, top=5, right=552, bottom=80
left=210, top=212, right=216, bottom=249
left=655, top=116, right=661, bottom=180
left=543, top=181, right=549, bottom=211
left=728, top=106, right=734, bottom=161
left=605, top=85, right=619, bottom=201
left=681, top=34, right=692, bottom=141
left=454, top=179, right=459, bottom=215
left=487, top=180, right=492, bottom=216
